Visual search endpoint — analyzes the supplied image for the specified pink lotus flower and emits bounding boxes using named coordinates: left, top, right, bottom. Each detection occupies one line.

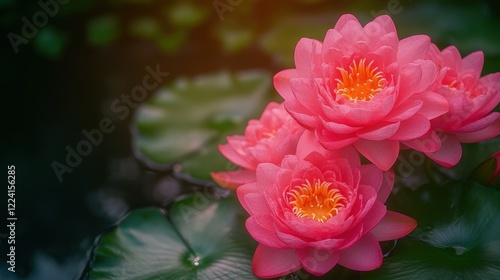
left=274, top=14, right=449, bottom=171
left=237, top=148, right=416, bottom=278
left=424, top=45, right=500, bottom=167
left=211, top=102, right=304, bottom=189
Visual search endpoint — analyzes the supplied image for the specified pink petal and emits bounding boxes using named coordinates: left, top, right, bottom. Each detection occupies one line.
left=236, top=182, right=259, bottom=214
left=372, top=14, right=397, bottom=34
left=397, top=62, right=422, bottom=101
left=219, top=142, right=254, bottom=170
left=290, top=78, right=322, bottom=113
left=242, top=192, right=269, bottom=216
left=354, top=139, right=399, bottom=171
left=385, top=99, right=423, bottom=122
left=378, top=171, right=395, bottom=204
left=321, top=29, right=345, bottom=59
left=253, top=245, right=301, bottom=278
left=334, top=14, right=361, bottom=31
left=294, top=38, right=323, bottom=77
left=370, top=211, right=417, bottom=241
left=473, top=73, right=500, bottom=117
left=397, top=35, right=430, bottom=65
left=462, top=51, right=484, bottom=75
left=275, top=229, right=310, bottom=249
left=274, top=69, right=299, bottom=100
left=331, top=14, right=362, bottom=44
left=322, top=119, right=361, bottom=134
left=389, top=114, right=430, bottom=141
left=456, top=118, right=500, bottom=142
left=417, top=92, right=450, bottom=120
left=323, top=95, right=395, bottom=127
left=440, top=46, right=462, bottom=69
left=361, top=201, right=387, bottom=235
left=296, top=130, right=329, bottom=159
left=296, top=248, right=340, bottom=276
left=358, top=164, right=383, bottom=192
left=338, top=233, right=383, bottom=271
left=402, top=130, right=441, bottom=153
left=399, top=60, right=436, bottom=95
left=285, top=107, right=318, bottom=129
left=246, top=216, right=287, bottom=248
left=455, top=112, right=499, bottom=133
left=425, top=134, right=462, bottom=167
left=317, top=129, right=359, bottom=150
left=211, top=170, right=256, bottom=190
left=255, top=163, right=281, bottom=193
left=356, top=122, right=400, bottom=140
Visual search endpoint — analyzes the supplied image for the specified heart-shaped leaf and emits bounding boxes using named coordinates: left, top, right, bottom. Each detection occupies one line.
left=88, top=194, right=258, bottom=279
left=133, top=71, right=272, bottom=179
left=363, top=181, right=500, bottom=279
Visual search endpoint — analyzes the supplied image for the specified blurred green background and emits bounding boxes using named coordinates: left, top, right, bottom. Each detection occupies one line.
left=1, top=0, right=500, bottom=279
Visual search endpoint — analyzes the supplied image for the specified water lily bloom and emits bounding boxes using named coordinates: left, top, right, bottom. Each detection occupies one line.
left=237, top=150, right=417, bottom=278
left=274, top=14, right=449, bottom=170
left=424, top=45, right=500, bottom=167
left=211, top=102, right=304, bottom=189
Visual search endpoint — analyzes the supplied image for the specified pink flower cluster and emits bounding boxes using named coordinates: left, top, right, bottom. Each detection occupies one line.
left=212, top=14, right=500, bottom=278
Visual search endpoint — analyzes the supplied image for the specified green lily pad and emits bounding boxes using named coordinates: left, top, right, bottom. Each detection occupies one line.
left=133, top=71, right=272, bottom=179
left=89, top=194, right=257, bottom=279
left=363, top=181, right=500, bottom=279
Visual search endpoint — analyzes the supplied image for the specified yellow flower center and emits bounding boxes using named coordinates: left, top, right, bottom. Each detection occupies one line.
left=335, top=58, right=386, bottom=102
left=287, top=179, right=347, bottom=223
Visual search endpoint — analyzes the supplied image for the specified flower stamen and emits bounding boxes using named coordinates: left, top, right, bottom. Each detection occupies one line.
left=287, top=179, right=346, bottom=223
left=335, top=58, right=386, bottom=102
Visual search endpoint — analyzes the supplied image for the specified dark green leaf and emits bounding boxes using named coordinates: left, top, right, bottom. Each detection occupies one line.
left=363, top=181, right=500, bottom=280
left=89, top=194, right=257, bottom=279
left=133, top=71, right=272, bottom=179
